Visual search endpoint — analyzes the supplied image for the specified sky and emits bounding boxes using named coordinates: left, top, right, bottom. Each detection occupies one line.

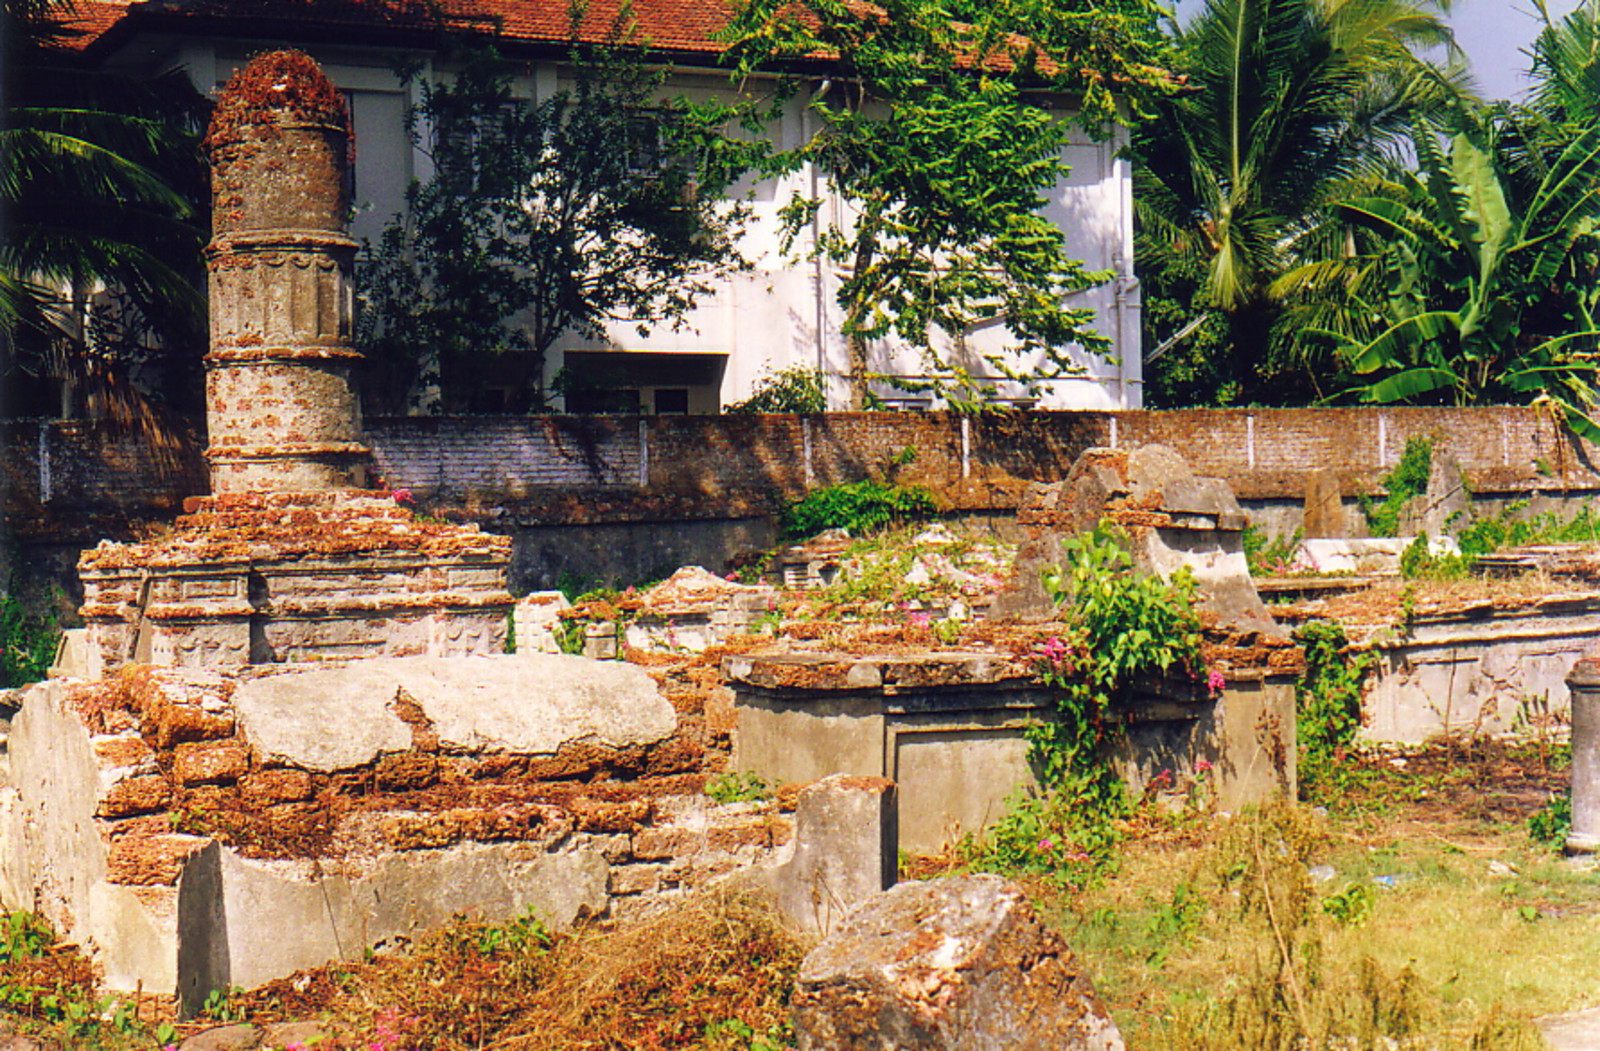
left=1449, top=0, right=1583, bottom=99
left=1170, top=0, right=1586, bottom=101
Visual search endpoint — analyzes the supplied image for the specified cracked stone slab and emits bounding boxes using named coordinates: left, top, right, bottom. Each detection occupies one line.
left=233, top=664, right=413, bottom=772
left=233, top=655, right=676, bottom=770
left=394, top=654, right=677, bottom=754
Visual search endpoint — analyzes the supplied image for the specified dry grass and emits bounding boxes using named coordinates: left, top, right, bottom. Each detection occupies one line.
left=230, top=889, right=804, bottom=1050
left=1038, top=758, right=1600, bottom=1051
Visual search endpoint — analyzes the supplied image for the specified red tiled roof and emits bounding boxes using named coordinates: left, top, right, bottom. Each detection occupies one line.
left=67, top=0, right=1071, bottom=80
left=68, top=0, right=743, bottom=59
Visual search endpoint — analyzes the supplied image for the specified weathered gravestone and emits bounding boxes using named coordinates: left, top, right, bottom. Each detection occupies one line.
left=992, top=443, right=1279, bottom=636
left=793, top=874, right=1124, bottom=1051
left=1302, top=467, right=1348, bottom=539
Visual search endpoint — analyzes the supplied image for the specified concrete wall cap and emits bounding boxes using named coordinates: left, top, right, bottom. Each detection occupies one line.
left=1568, top=656, right=1600, bottom=689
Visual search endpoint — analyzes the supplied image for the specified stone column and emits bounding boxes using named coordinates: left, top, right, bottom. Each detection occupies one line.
left=202, top=51, right=369, bottom=492
left=1567, top=658, right=1600, bottom=852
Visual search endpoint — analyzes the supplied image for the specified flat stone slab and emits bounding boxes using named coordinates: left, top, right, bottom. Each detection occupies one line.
left=1541, top=1005, right=1600, bottom=1050
left=233, top=654, right=676, bottom=771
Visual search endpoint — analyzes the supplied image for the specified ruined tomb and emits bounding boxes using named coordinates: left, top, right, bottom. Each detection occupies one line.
left=0, top=659, right=803, bottom=1011
left=992, top=443, right=1279, bottom=635
left=727, top=648, right=1297, bottom=852
left=1276, top=584, right=1600, bottom=745
left=76, top=52, right=511, bottom=676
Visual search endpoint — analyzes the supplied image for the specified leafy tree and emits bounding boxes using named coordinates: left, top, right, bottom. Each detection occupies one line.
left=1131, top=0, right=1464, bottom=406
left=1, top=0, right=208, bottom=423
left=723, top=0, right=1176, bottom=410
left=358, top=41, right=772, bottom=414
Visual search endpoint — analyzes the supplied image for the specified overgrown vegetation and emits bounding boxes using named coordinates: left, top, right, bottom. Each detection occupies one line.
left=1243, top=524, right=1303, bottom=576
left=1295, top=621, right=1376, bottom=803
left=706, top=770, right=774, bottom=805
left=0, top=595, right=57, bottom=688
left=723, top=0, right=1176, bottom=408
left=1530, top=789, right=1573, bottom=847
left=725, top=365, right=827, bottom=414
left=1052, top=737, right=1586, bottom=1051
left=971, top=524, right=1207, bottom=883
left=778, top=479, right=936, bottom=540
left=1360, top=435, right=1435, bottom=538
left=1457, top=499, right=1600, bottom=555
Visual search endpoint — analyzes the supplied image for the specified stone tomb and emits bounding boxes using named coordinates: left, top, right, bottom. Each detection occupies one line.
left=727, top=651, right=1296, bottom=851
left=0, top=659, right=807, bottom=1013
left=993, top=443, right=1279, bottom=636
left=78, top=492, right=512, bottom=677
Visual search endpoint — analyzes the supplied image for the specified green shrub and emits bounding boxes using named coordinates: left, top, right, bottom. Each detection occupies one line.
left=1529, top=790, right=1572, bottom=847
left=779, top=480, right=936, bottom=540
left=0, top=595, right=57, bottom=688
left=726, top=365, right=827, bottom=414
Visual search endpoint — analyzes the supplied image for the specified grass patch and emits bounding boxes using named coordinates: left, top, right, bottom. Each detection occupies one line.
left=1042, top=767, right=1596, bottom=1051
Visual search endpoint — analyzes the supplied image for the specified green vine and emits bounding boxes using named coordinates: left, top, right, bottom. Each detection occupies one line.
left=1295, top=620, right=1375, bottom=802
left=973, top=524, right=1207, bottom=883
left=1360, top=435, right=1434, bottom=537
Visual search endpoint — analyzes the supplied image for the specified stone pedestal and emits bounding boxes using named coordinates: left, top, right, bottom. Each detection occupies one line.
left=79, top=493, right=512, bottom=677
left=1567, top=658, right=1600, bottom=852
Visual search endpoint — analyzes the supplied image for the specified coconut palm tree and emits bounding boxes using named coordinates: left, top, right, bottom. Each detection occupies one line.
left=1132, top=0, right=1465, bottom=406
left=1, top=0, right=207, bottom=423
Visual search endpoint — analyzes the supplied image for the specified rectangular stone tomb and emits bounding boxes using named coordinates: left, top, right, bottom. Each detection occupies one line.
left=1350, top=592, right=1600, bottom=745
left=725, top=652, right=1296, bottom=852
left=0, top=660, right=799, bottom=1012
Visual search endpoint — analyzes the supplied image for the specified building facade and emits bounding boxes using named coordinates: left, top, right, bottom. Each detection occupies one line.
left=75, top=0, right=1142, bottom=413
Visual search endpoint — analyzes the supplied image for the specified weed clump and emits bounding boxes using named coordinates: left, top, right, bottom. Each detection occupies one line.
left=234, top=890, right=804, bottom=1050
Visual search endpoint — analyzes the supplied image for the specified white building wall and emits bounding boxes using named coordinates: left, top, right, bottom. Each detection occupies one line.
left=145, top=40, right=1141, bottom=412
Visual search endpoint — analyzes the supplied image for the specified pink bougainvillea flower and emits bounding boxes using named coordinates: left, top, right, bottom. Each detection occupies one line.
left=1039, top=636, right=1068, bottom=663
left=1196, top=758, right=1214, bottom=774
left=391, top=487, right=415, bottom=504
left=908, top=612, right=932, bottom=628
left=1207, top=668, right=1227, bottom=692
left=1037, top=838, right=1055, bottom=852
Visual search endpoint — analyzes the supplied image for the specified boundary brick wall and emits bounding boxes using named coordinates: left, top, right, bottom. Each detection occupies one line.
left=6, top=406, right=1597, bottom=542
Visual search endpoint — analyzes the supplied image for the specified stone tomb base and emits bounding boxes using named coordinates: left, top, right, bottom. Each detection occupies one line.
left=0, top=659, right=800, bottom=1014
left=78, top=491, right=514, bottom=677
left=726, top=652, right=1296, bottom=852
left=1351, top=592, right=1600, bottom=744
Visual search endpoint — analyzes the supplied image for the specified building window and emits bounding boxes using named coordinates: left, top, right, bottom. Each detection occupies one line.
left=653, top=388, right=689, bottom=415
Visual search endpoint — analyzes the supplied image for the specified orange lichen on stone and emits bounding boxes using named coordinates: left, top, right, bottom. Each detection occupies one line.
left=78, top=492, right=510, bottom=572
left=203, top=50, right=349, bottom=160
